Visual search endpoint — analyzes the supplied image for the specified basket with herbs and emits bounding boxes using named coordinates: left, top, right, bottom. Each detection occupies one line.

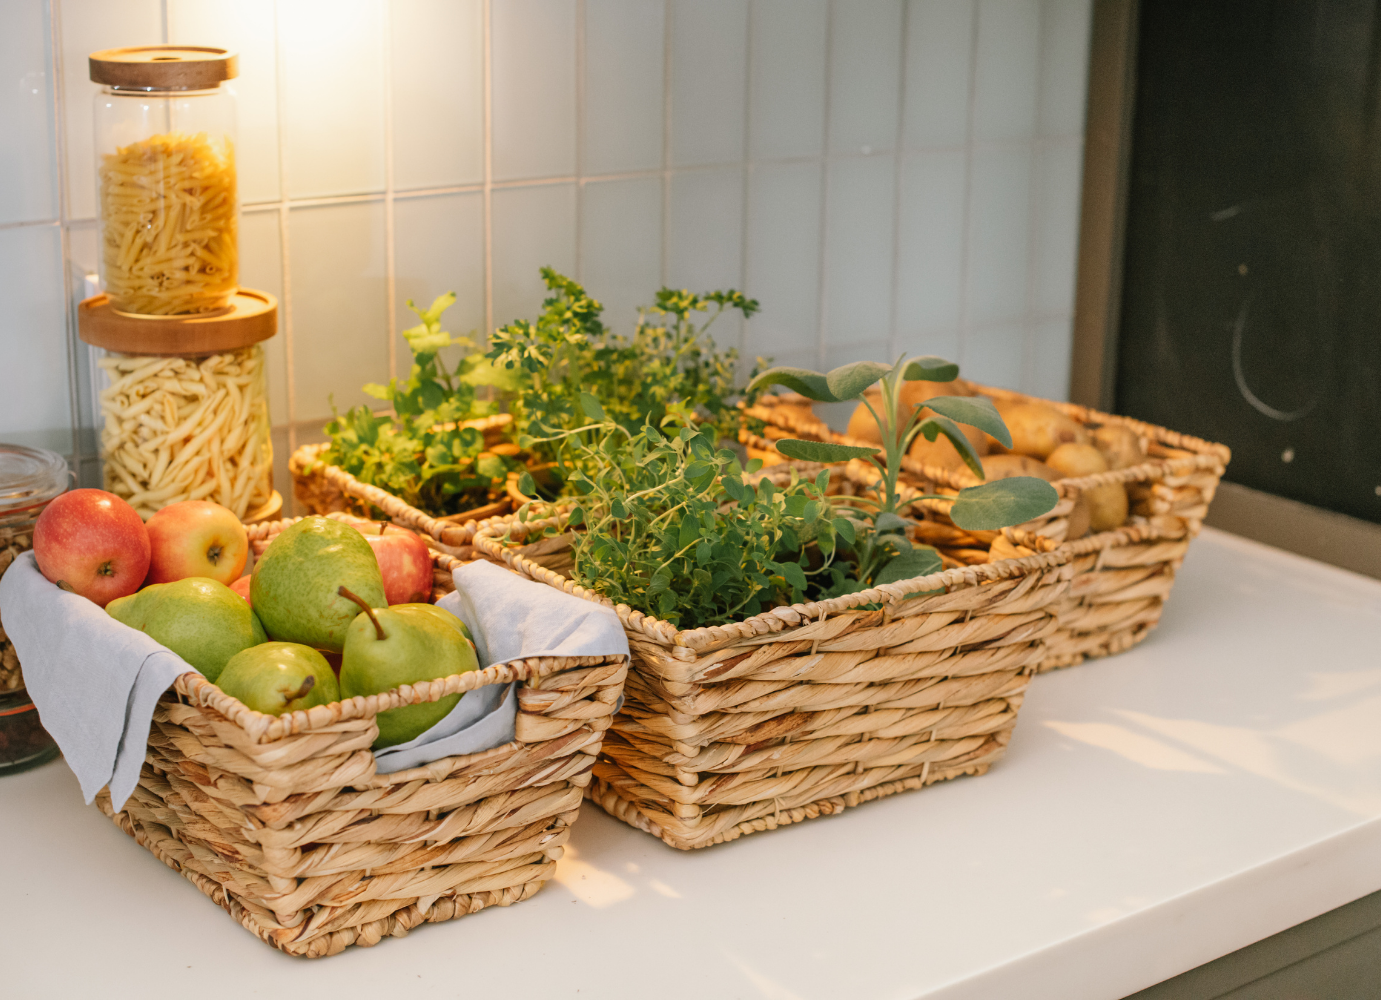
left=473, top=356, right=1077, bottom=848
left=746, top=379, right=1230, bottom=670
left=293, top=271, right=753, bottom=555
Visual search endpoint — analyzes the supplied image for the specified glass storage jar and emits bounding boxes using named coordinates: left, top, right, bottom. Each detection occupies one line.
left=0, top=445, right=69, bottom=775
left=90, top=46, right=239, bottom=317
left=96, top=344, right=274, bottom=521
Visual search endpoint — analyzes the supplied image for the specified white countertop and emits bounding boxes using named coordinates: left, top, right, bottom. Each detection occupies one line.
left=7, top=527, right=1381, bottom=1000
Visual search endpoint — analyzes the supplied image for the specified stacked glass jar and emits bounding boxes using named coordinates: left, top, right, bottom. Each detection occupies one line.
left=0, top=446, right=68, bottom=774
left=83, top=46, right=278, bottom=522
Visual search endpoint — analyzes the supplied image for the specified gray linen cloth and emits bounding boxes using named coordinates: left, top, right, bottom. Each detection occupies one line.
left=0, top=552, right=626, bottom=802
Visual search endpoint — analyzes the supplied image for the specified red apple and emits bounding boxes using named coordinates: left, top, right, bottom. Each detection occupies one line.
left=145, top=500, right=248, bottom=586
left=359, top=522, right=433, bottom=605
left=33, top=489, right=150, bottom=607
left=230, top=574, right=252, bottom=605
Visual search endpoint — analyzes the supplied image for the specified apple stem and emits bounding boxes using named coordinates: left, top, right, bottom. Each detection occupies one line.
left=284, top=675, right=316, bottom=704
left=338, top=585, right=386, bottom=640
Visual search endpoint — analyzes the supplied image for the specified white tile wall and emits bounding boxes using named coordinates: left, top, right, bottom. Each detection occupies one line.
left=4, top=0, right=1092, bottom=493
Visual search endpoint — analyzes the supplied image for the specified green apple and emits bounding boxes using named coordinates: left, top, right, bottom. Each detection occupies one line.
left=217, top=642, right=339, bottom=715
left=338, top=594, right=480, bottom=749
left=107, top=577, right=266, bottom=682
left=251, top=516, right=386, bottom=653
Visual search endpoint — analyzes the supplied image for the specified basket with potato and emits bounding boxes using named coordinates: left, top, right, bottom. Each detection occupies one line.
left=745, top=384, right=1230, bottom=670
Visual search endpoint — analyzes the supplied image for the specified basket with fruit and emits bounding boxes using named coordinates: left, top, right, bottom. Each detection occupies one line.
left=746, top=379, right=1230, bottom=670
left=472, top=356, right=1079, bottom=850
left=7, top=491, right=626, bottom=957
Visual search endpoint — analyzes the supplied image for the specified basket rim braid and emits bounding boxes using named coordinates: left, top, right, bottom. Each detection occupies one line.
left=473, top=512, right=1076, bottom=655
left=96, top=513, right=630, bottom=955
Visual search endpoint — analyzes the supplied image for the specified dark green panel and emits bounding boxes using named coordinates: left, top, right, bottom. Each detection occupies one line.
left=1115, top=0, right=1381, bottom=525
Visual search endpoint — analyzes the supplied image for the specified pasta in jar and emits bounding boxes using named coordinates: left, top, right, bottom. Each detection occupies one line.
left=98, top=346, right=272, bottom=520
left=99, top=131, right=237, bottom=316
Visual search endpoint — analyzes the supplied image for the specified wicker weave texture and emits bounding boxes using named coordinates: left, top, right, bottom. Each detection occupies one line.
left=747, top=387, right=1229, bottom=672
left=97, top=519, right=628, bottom=956
left=474, top=515, right=1074, bottom=850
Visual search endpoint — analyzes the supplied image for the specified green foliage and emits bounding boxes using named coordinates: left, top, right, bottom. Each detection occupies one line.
left=749, top=354, right=1059, bottom=592
left=321, top=294, right=519, bottom=516
left=949, top=477, right=1060, bottom=530
left=487, top=269, right=760, bottom=465
left=545, top=419, right=838, bottom=627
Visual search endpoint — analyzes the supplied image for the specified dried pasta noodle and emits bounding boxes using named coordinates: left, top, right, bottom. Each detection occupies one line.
left=99, top=131, right=237, bottom=315
left=99, top=347, right=272, bottom=520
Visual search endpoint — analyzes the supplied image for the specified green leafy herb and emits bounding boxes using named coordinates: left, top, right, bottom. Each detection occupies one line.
left=487, top=269, right=760, bottom=462
left=321, top=294, right=519, bottom=516
left=749, top=354, right=1059, bottom=589
left=531, top=418, right=833, bottom=627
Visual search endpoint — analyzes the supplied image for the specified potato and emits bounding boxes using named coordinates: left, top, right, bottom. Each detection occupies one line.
left=1066, top=494, right=1092, bottom=539
left=981, top=453, right=1060, bottom=482
left=846, top=393, right=890, bottom=446
left=1046, top=443, right=1108, bottom=478
left=1091, top=424, right=1147, bottom=471
left=899, top=378, right=968, bottom=412
left=908, top=419, right=988, bottom=473
left=1047, top=443, right=1127, bottom=532
left=997, top=402, right=1088, bottom=458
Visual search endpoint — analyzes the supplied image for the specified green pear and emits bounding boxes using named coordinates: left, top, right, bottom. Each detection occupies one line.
left=108, top=578, right=267, bottom=682
left=337, top=592, right=480, bottom=749
left=251, top=516, right=386, bottom=653
left=216, top=642, right=340, bottom=715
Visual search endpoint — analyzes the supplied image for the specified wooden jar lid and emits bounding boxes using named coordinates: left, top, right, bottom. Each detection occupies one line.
left=89, top=46, right=238, bottom=89
left=78, top=289, right=277, bottom=357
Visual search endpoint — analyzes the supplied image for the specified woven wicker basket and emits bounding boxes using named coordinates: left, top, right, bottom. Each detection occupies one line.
left=93, top=514, right=628, bottom=957
left=472, top=505, right=1075, bottom=850
left=746, top=386, right=1230, bottom=671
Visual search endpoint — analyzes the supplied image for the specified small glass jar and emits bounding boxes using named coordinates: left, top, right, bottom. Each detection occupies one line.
left=90, top=46, right=239, bottom=317
left=0, top=445, right=69, bottom=775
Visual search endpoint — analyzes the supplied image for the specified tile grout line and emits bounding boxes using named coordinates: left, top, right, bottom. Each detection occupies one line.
left=660, top=0, right=672, bottom=288
left=886, top=0, right=911, bottom=363
left=814, top=0, right=835, bottom=370
left=574, top=0, right=586, bottom=283
left=50, top=0, right=82, bottom=478
left=482, top=0, right=494, bottom=340
left=739, top=0, right=754, bottom=370
left=1021, top=1, right=1048, bottom=396
left=956, top=0, right=980, bottom=373
left=272, top=0, right=298, bottom=466
left=383, top=1, right=398, bottom=385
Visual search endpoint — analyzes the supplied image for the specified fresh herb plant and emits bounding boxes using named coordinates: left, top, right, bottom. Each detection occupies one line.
left=321, top=293, right=518, bottom=516
left=524, top=399, right=843, bottom=627
left=748, top=357, right=1060, bottom=595
left=487, top=268, right=759, bottom=462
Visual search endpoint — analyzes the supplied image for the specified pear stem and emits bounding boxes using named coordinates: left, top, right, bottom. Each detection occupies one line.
left=283, top=675, right=315, bottom=704
left=338, top=586, right=386, bottom=640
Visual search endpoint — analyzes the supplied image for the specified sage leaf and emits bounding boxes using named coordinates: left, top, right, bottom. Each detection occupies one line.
left=747, top=366, right=835, bottom=401
left=824, top=360, right=893, bottom=402
left=775, top=438, right=878, bottom=463
left=921, top=395, right=1011, bottom=449
left=917, top=413, right=985, bottom=478
left=874, top=511, right=910, bottom=535
left=949, top=477, right=1059, bottom=531
left=902, top=356, right=960, bottom=383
